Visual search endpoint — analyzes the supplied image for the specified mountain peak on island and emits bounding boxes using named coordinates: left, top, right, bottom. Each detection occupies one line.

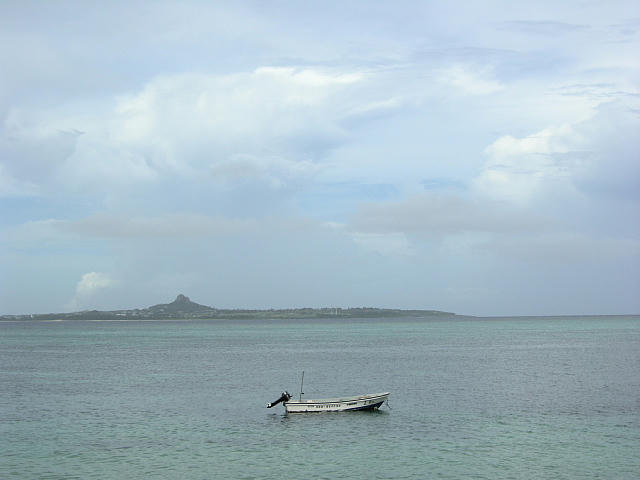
left=149, top=294, right=212, bottom=313
left=174, top=294, right=190, bottom=304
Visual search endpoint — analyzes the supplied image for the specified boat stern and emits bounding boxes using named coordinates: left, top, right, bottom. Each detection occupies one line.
left=267, top=391, right=292, bottom=408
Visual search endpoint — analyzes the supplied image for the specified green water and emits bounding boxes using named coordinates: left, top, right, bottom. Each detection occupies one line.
left=1, top=316, right=639, bottom=479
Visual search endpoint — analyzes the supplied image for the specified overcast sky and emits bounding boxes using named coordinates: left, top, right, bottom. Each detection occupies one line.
left=1, top=0, right=638, bottom=316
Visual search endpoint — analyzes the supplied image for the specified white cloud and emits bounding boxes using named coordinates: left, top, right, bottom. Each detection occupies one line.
left=475, top=124, right=580, bottom=205
left=437, top=65, right=503, bottom=95
left=343, top=96, right=407, bottom=122
left=254, top=66, right=364, bottom=88
left=2, top=66, right=378, bottom=198
left=111, top=67, right=363, bottom=159
left=475, top=100, right=640, bottom=206
left=68, top=271, right=115, bottom=311
left=75, top=271, right=113, bottom=296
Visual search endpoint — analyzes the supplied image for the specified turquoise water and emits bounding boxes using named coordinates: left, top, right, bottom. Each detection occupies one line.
left=1, top=316, right=639, bottom=479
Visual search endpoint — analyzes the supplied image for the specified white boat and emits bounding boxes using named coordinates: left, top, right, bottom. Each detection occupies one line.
left=267, top=391, right=390, bottom=413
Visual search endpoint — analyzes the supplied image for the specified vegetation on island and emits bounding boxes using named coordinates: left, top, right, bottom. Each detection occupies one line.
left=2, top=294, right=456, bottom=321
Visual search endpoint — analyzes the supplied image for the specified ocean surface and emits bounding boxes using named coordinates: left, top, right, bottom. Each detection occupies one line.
left=1, top=315, right=639, bottom=479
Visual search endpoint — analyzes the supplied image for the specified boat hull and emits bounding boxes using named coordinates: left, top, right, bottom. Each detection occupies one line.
left=284, top=392, right=389, bottom=413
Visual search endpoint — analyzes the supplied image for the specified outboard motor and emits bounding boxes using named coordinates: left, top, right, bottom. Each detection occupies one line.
left=267, top=391, right=291, bottom=408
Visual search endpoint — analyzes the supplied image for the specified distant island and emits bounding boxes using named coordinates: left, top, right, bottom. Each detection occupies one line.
left=1, top=294, right=456, bottom=320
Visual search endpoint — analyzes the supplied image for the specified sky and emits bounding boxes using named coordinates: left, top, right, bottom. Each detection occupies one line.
left=1, top=0, right=638, bottom=316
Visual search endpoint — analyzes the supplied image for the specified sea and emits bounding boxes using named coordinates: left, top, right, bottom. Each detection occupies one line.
left=1, top=315, right=639, bottom=479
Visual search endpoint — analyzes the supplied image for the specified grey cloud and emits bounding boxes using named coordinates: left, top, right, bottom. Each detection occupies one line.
left=496, top=20, right=589, bottom=35
left=478, top=232, right=640, bottom=264
left=350, top=193, right=552, bottom=236
left=570, top=103, right=640, bottom=202
left=56, top=213, right=260, bottom=239
left=551, top=83, right=638, bottom=100
left=30, top=212, right=334, bottom=242
left=605, top=19, right=640, bottom=42
left=210, top=154, right=321, bottom=191
left=0, top=128, right=81, bottom=192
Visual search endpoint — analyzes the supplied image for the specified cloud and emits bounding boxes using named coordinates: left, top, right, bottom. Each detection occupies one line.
left=209, top=153, right=322, bottom=190
left=437, top=65, right=503, bottom=95
left=2, top=214, right=258, bottom=245
left=497, top=20, right=589, bottom=35
left=0, top=122, right=82, bottom=196
left=346, top=100, right=640, bottom=269
left=110, top=67, right=363, bottom=165
left=551, top=82, right=636, bottom=101
left=1, top=66, right=385, bottom=201
left=475, top=100, right=640, bottom=206
left=3, top=212, right=335, bottom=247
left=343, top=96, right=409, bottom=123
left=478, top=232, right=640, bottom=264
left=476, top=124, right=579, bottom=206
left=60, top=213, right=260, bottom=239
left=351, top=232, right=415, bottom=256
left=351, top=193, right=550, bottom=236
left=606, top=19, right=640, bottom=41
left=0, top=163, right=38, bottom=197
left=68, top=271, right=114, bottom=310
left=75, top=271, right=113, bottom=296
